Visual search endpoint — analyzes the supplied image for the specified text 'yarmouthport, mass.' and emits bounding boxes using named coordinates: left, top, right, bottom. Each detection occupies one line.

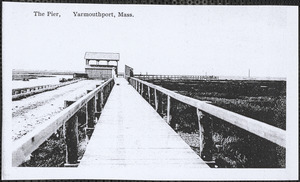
left=73, top=12, right=134, bottom=18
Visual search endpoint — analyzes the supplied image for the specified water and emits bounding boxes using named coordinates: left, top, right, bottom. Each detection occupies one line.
left=12, top=75, right=73, bottom=89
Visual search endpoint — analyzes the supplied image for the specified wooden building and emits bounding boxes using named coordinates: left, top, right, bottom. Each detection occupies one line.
left=125, top=65, right=134, bottom=79
left=84, top=52, right=120, bottom=79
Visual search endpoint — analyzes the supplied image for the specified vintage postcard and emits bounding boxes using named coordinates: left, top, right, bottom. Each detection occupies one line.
left=2, top=2, right=298, bottom=180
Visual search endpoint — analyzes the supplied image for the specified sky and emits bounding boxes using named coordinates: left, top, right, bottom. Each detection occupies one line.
left=3, top=3, right=298, bottom=77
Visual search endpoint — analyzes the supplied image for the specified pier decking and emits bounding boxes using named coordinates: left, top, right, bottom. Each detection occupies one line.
left=79, top=78, right=209, bottom=169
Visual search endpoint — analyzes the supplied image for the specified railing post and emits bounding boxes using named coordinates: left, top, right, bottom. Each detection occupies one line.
left=106, top=85, right=109, bottom=102
left=96, top=85, right=101, bottom=112
left=141, top=84, right=144, bottom=96
left=196, top=109, right=213, bottom=161
left=107, top=81, right=111, bottom=92
left=64, top=100, right=78, bottom=166
left=148, top=86, right=151, bottom=103
left=196, top=109, right=204, bottom=157
left=94, top=91, right=101, bottom=120
left=154, top=89, right=158, bottom=111
left=95, top=86, right=100, bottom=112
left=86, top=90, right=95, bottom=139
left=169, top=98, right=177, bottom=130
left=110, top=80, right=112, bottom=89
left=167, top=95, right=170, bottom=124
left=158, top=92, right=163, bottom=116
left=94, top=94, right=97, bottom=113
left=135, top=80, right=137, bottom=90
left=103, top=86, right=107, bottom=103
left=100, top=89, right=104, bottom=110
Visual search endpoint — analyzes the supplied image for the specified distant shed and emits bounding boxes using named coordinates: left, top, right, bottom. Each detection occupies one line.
left=84, top=52, right=120, bottom=79
left=125, top=65, right=134, bottom=77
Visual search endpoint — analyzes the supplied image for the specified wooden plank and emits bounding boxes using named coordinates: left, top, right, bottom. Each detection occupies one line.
left=131, top=77, right=286, bottom=147
left=79, top=78, right=208, bottom=169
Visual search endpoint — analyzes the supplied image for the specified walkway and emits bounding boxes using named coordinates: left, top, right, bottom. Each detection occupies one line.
left=79, top=78, right=208, bottom=171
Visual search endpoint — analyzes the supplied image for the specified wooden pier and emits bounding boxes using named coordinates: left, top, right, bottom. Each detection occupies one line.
left=79, top=78, right=209, bottom=169
left=12, top=74, right=286, bottom=173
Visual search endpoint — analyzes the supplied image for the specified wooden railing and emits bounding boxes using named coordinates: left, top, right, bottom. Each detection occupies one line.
left=134, top=74, right=219, bottom=80
left=128, top=77, right=286, bottom=160
left=12, top=79, right=84, bottom=100
left=12, top=78, right=115, bottom=167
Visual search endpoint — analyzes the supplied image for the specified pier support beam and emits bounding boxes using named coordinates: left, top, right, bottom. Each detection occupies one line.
left=64, top=100, right=78, bottom=166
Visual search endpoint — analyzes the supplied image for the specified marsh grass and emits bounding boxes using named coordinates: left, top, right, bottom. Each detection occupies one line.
left=147, top=79, right=286, bottom=168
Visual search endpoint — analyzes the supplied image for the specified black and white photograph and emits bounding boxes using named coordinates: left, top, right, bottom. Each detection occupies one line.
left=2, top=1, right=299, bottom=180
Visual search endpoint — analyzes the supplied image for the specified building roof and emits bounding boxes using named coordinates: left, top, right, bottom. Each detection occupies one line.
left=85, top=52, right=120, bottom=61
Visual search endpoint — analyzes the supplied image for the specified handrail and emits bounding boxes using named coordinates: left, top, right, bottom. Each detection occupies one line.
left=13, top=85, right=56, bottom=94
left=129, top=77, right=286, bottom=148
left=12, top=79, right=85, bottom=101
left=12, top=79, right=83, bottom=95
left=134, top=74, right=219, bottom=80
left=12, top=78, right=114, bottom=167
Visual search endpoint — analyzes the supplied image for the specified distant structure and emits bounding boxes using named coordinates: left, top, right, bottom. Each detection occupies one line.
left=125, top=65, right=134, bottom=77
left=84, top=52, right=120, bottom=79
left=73, top=73, right=88, bottom=79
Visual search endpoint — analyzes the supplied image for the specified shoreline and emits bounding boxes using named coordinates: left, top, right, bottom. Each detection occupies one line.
left=12, top=74, right=56, bottom=81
